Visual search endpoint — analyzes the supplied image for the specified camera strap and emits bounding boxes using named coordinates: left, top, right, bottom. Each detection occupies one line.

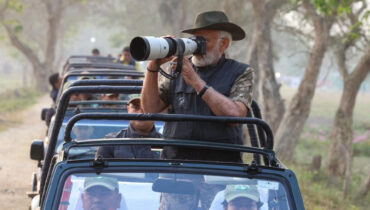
left=159, top=39, right=184, bottom=80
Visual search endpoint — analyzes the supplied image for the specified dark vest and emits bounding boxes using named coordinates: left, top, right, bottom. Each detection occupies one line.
left=163, top=56, right=248, bottom=161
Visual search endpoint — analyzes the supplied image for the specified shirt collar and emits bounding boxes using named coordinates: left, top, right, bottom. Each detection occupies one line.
left=127, top=124, right=157, bottom=137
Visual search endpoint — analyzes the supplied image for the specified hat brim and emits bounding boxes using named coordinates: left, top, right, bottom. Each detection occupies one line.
left=128, top=97, right=140, bottom=104
left=84, top=182, right=116, bottom=191
left=226, top=194, right=259, bottom=203
left=182, top=22, right=246, bottom=41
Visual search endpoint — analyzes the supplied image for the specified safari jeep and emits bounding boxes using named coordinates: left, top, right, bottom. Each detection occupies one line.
left=34, top=112, right=304, bottom=210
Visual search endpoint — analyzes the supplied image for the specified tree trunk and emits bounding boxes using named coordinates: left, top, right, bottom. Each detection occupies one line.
left=356, top=173, right=370, bottom=199
left=250, top=0, right=285, bottom=133
left=326, top=46, right=370, bottom=176
left=44, top=0, right=63, bottom=73
left=0, top=0, right=65, bottom=92
left=1, top=23, right=48, bottom=91
left=246, top=16, right=259, bottom=100
left=275, top=0, right=332, bottom=162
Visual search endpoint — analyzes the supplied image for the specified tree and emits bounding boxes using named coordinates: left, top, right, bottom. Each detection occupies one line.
left=325, top=1, right=370, bottom=198
left=0, top=0, right=81, bottom=91
left=275, top=0, right=335, bottom=162
left=248, top=0, right=286, bottom=133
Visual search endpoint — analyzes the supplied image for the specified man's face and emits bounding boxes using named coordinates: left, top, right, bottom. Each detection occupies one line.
left=225, top=197, right=258, bottom=210
left=101, top=94, right=120, bottom=101
left=55, top=77, right=62, bottom=89
left=81, top=186, right=121, bottom=210
left=122, top=50, right=131, bottom=62
left=127, top=99, right=154, bottom=130
left=191, top=30, right=227, bottom=67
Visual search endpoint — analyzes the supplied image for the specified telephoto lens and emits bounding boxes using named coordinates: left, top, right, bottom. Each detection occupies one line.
left=130, top=36, right=206, bottom=61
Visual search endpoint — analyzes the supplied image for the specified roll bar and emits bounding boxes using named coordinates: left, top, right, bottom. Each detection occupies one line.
left=63, top=113, right=274, bottom=150
left=39, top=85, right=142, bottom=199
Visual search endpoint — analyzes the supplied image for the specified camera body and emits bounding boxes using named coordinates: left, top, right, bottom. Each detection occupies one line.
left=130, top=36, right=206, bottom=61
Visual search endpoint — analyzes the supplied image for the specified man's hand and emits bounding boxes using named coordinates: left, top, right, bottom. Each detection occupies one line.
left=147, top=56, right=174, bottom=71
left=169, top=57, right=205, bottom=92
left=181, top=58, right=206, bottom=93
left=147, top=35, right=175, bottom=71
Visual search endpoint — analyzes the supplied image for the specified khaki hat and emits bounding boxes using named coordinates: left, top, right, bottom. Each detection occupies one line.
left=182, top=11, right=246, bottom=41
left=224, top=185, right=260, bottom=203
left=128, top=94, right=141, bottom=104
left=84, top=176, right=119, bottom=191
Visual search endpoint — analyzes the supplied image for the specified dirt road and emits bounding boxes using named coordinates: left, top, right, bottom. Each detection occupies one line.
left=0, top=95, right=50, bottom=210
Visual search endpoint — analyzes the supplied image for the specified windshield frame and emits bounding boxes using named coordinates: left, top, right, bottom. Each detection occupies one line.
left=43, top=160, right=302, bottom=210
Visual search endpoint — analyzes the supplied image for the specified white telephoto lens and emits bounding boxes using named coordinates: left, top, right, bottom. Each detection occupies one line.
left=179, top=38, right=198, bottom=56
left=145, top=37, right=170, bottom=60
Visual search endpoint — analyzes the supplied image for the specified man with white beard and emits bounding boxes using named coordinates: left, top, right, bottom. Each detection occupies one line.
left=141, top=11, right=254, bottom=162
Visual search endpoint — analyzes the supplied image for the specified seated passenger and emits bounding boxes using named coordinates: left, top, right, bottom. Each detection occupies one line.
left=96, top=94, right=161, bottom=159
left=48, top=72, right=62, bottom=104
left=101, top=93, right=120, bottom=101
left=222, top=185, right=262, bottom=210
left=91, top=48, right=100, bottom=56
left=81, top=176, right=125, bottom=210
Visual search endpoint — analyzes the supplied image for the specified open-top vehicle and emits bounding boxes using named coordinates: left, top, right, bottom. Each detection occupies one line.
left=33, top=113, right=304, bottom=210
left=30, top=81, right=304, bottom=209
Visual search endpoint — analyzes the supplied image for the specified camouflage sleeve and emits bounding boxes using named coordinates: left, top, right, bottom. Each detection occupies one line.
left=229, top=66, right=254, bottom=111
left=158, top=70, right=171, bottom=106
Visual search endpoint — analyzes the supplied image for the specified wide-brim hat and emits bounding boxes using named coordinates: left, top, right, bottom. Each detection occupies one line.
left=182, top=11, right=246, bottom=41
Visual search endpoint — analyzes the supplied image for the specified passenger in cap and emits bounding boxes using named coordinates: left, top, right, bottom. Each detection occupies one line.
left=222, top=185, right=262, bottom=210
left=96, top=94, right=162, bottom=159
left=81, top=176, right=123, bottom=210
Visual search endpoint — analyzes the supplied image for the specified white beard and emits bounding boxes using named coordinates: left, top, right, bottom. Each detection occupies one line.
left=192, top=44, right=222, bottom=67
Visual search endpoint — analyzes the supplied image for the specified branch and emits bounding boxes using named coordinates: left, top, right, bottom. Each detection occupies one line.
left=302, top=0, right=320, bottom=21
left=0, top=22, right=42, bottom=68
left=0, top=0, right=10, bottom=18
left=335, top=45, right=349, bottom=78
left=349, top=44, right=370, bottom=80
left=273, top=23, right=313, bottom=49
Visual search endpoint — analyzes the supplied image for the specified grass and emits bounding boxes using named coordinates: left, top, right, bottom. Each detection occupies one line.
left=290, top=165, right=369, bottom=210
left=279, top=86, right=370, bottom=209
left=0, top=87, right=42, bottom=131
left=0, top=73, right=24, bottom=95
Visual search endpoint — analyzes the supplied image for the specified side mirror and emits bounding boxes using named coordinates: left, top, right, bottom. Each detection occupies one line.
left=41, top=108, right=48, bottom=121
left=30, top=140, right=44, bottom=161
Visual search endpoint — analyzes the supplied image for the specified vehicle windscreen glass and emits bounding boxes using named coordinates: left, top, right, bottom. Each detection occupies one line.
left=57, top=172, right=291, bottom=210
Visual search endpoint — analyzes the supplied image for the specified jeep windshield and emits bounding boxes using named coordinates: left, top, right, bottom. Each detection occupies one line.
left=57, top=172, right=291, bottom=210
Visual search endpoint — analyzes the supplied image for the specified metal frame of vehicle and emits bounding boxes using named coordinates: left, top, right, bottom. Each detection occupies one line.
left=43, top=159, right=304, bottom=209
left=39, top=85, right=143, bottom=197
left=63, top=61, right=137, bottom=73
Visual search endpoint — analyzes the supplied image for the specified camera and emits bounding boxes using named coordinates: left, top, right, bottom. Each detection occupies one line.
left=130, top=36, right=206, bottom=61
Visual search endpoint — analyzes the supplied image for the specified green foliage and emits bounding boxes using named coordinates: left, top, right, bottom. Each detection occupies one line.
left=13, top=24, right=22, bottom=33
left=3, top=0, right=23, bottom=12
left=291, top=0, right=355, bottom=16
left=353, top=140, right=370, bottom=157
left=311, top=0, right=354, bottom=16
left=363, top=10, right=370, bottom=20
left=290, top=164, right=369, bottom=209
